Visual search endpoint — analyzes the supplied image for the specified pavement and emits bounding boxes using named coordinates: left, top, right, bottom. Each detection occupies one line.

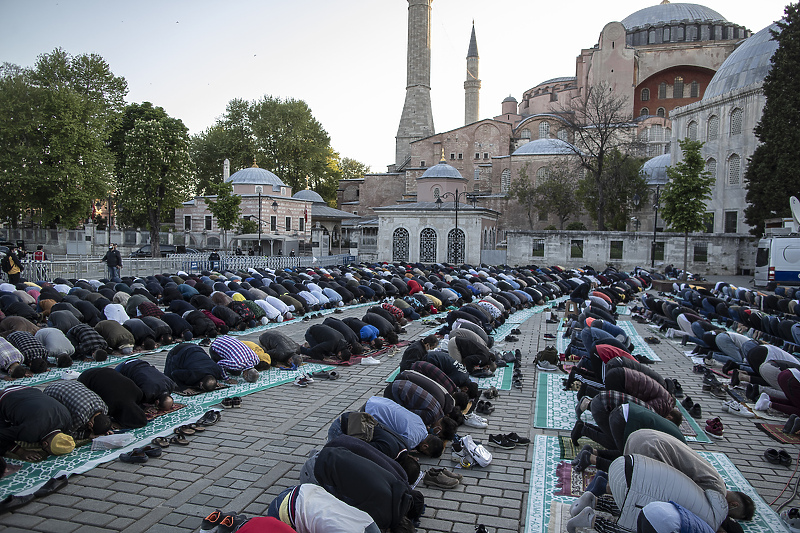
left=0, top=286, right=793, bottom=533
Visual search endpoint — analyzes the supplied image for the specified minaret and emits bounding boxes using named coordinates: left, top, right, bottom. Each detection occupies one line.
left=396, top=0, right=435, bottom=168
left=464, top=22, right=481, bottom=125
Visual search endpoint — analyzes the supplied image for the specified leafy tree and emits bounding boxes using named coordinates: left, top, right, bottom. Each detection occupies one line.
left=238, top=218, right=258, bottom=234
left=508, top=164, right=537, bottom=229
left=566, top=221, right=587, bottom=231
left=744, top=8, right=798, bottom=236
left=204, top=181, right=241, bottom=252
left=661, top=139, right=714, bottom=275
left=532, top=159, right=583, bottom=229
left=577, top=149, right=648, bottom=230
left=116, top=111, right=193, bottom=257
left=340, top=157, right=371, bottom=181
left=557, top=83, right=642, bottom=230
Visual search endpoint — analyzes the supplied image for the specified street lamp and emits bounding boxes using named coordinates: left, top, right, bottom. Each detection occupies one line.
left=255, top=186, right=263, bottom=254
left=631, top=193, right=641, bottom=232
left=651, top=185, right=661, bottom=269
left=435, top=188, right=477, bottom=263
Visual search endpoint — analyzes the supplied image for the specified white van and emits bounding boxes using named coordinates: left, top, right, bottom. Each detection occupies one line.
left=754, top=236, right=800, bottom=286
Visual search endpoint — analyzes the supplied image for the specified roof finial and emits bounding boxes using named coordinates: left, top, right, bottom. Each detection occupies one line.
left=440, top=147, right=446, bottom=163
left=252, top=157, right=259, bottom=168
left=660, top=0, right=670, bottom=4
left=305, top=175, right=311, bottom=190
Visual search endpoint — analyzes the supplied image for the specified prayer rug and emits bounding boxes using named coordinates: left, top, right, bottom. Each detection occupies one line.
left=615, top=321, right=662, bottom=362
left=175, top=382, right=231, bottom=396
left=676, top=402, right=711, bottom=443
left=525, top=435, right=790, bottom=533
left=0, top=353, right=142, bottom=390
left=0, top=403, right=208, bottom=499
left=301, top=341, right=410, bottom=366
left=555, top=459, right=597, bottom=497
left=616, top=305, right=631, bottom=316
left=384, top=362, right=516, bottom=390
left=756, top=422, right=800, bottom=445
left=143, top=402, right=186, bottom=421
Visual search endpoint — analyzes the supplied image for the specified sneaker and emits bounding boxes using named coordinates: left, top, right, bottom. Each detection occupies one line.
left=543, top=333, right=556, bottom=339
left=537, top=361, right=558, bottom=372
left=673, top=381, right=684, bottom=399
left=688, top=403, right=702, bottom=419
left=422, top=469, right=459, bottom=489
left=464, top=412, right=489, bottom=429
left=294, top=376, right=309, bottom=387
left=200, top=510, right=224, bottom=533
left=488, top=434, right=516, bottom=449
left=429, top=466, right=463, bottom=481
left=504, top=432, right=531, bottom=445
left=726, top=401, right=754, bottom=417
left=217, top=513, right=248, bottom=533
left=360, top=356, right=380, bottom=366
left=451, top=439, right=472, bottom=468
left=705, top=417, right=724, bottom=439
left=681, top=396, right=694, bottom=410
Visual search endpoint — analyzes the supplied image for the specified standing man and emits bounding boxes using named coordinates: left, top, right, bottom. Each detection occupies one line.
left=208, top=250, right=220, bottom=271
left=2, top=245, right=24, bottom=285
left=101, top=243, right=122, bottom=279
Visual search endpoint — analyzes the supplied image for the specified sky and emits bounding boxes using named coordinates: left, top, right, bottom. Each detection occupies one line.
left=0, top=0, right=789, bottom=173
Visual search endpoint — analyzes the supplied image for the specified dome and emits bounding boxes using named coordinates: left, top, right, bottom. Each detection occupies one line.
left=226, top=166, right=285, bottom=187
left=502, top=95, right=518, bottom=103
left=419, top=161, right=465, bottom=180
left=512, top=138, right=576, bottom=156
left=640, top=154, right=671, bottom=185
left=621, top=3, right=725, bottom=32
left=292, top=189, right=325, bottom=203
left=703, top=23, right=779, bottom=100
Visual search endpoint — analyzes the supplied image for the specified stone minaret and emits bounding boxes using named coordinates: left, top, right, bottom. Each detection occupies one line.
left=464, top=22, right=480, bottom=125
left=396, top=0, right=435, bottom=168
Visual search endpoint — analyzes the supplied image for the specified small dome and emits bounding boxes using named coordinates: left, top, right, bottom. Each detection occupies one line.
left=419, top=161, right=465, bottom=180
left=502, top=95, right=518, bottom=103
left=703, top=23, right=779, bottom=100
left=292, top=189, right=325, bottom=203
left=512, top=138, right=576, bottom=156
left=640, top=154, right=671, bottom=185
left=621, top=3, right=726, bottom=32
left=226, top=166, right=285, bottom=187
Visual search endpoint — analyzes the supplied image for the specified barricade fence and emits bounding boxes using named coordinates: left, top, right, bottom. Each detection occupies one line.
left=5, top=254, right=357, bottom=283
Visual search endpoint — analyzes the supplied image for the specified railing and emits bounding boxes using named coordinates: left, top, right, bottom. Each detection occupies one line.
left=8, top=254, right=357, bottom=282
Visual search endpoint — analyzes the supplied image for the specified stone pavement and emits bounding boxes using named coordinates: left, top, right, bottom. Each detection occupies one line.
left=0, top=291, right=792, bottom=533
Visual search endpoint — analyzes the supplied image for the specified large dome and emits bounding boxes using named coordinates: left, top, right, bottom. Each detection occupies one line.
left=513, top=138, right=575, bottom=156
left=621, top=3, right=725, bottom=32
left=226, top=166, right=285, bottom=187
left=292, top=189, right=325, bottom=203
left=419, top=161, right=465, bottom=180
left=703, top=23, right=780, bottom=100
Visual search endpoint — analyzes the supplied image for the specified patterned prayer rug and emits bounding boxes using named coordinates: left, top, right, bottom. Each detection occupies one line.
left=756, top=422, right=800, bottom=445
left=0, top=353, right=143, bottom=390
left=615, top=321, right=662, bottom=362
left=384, top=362, right=516, bottom=390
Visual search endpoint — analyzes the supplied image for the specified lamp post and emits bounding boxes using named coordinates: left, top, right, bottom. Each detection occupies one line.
left=271, top=200, right=278, bottom=256
left=256, top=186, right=262, bottom=255
left=651, top=185, right=661, bottom=269
left=435, top=189, right=477, bottom=263
left=631, top=193, right=641, bottom=232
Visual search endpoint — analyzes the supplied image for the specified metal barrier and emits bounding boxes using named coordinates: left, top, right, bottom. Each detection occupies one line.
left=10, top=254, right=357, bottom=282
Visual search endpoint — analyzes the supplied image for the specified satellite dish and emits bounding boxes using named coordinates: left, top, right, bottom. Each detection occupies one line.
left=791, top=196, right=800, bottom=233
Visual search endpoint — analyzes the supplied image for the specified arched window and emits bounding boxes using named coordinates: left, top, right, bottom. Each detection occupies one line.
left=690, top=80, right=699, bottom=98
left=728, top=154, right=741, bottom=185
left=419, top=228, right=437, bottom=263
left=730, top=108, right=743, bottom=135
left=674, top=77, right=684, bottom=98
left=536, top=167, right=549, bottom=181
left=447, top=228, right=465, bottom=264
left=500, top=169, right=511, bottom=193
left=557, top=129, right=569, bottom=142
left=640, top=107, right=650, bottom=116
left=687, top=121, right=698, bottom=141
left=641, top=88, right=650, bottom=101
left=651, top=124, right=663, bottom=142
left=392, top=228, right=409, bottom=262
left=706, top=158, right=717, bottom=180
left=657, top=107, right=665, bottom=118
left=707, top=115, right=719, bottom=140
left=539, top=121, right=550, bottom=139
left=433, top=187, right=440, bottom=198
left=520, top=128, right=531, bottom=139
left=658, top=82, right=667, bottom=99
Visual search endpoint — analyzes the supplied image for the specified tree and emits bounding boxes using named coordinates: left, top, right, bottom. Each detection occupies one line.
left=744, top=7, right=798, bottom=236
left=508, top=164, right=537, bottom=229
left=532, top=159, right=583, bottom=229
left=661, top=139, right=714, bottom=275
left=557, top=83, right=642, bottom=230
left=238, top=218, right=258, bottom=234
left=340, top=157, right=371, bottom=181
left=577, top=149, right=649, bottom=230
left=116, top=110, right=193, bottom=258
left=204, top=181, right=241, bottom=252
left=0, top=49, right=127, bottom=227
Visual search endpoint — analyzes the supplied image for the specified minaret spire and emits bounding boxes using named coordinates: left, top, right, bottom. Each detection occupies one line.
left=464, top=22, right=481, bottom=125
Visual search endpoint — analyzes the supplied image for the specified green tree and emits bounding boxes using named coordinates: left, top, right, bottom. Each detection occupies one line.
left=238, top=218, right=258, bottom=234
left=204, top=181, right=241, bottom=252
left=532, top=160, right=583, bottom=229
left=744, top=9, right=797, bottom=236
left=661, top=139, right=714, bottom=275
left=116, top=111, right=193, bottom=257
left=577, top=149, right=648, bottom=230
left=340, top=157, right=371, bottom=181
left=508, top=164, right=537, bottom=229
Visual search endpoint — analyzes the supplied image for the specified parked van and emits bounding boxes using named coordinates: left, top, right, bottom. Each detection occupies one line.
left=754, top=236, right=800, bottom=286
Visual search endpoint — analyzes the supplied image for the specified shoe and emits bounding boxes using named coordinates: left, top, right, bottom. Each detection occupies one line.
left=511, top=328, right=521, bottom=335
left=745, top=383, right=760, bottom=402
left=635, top=354, right=654, bottom=365
left=688, top=403, right=702, bottom=419
left=422, top=469, right=459, bottom=489
left=543, top=333, right=556, bottom=339
left=681, top=396, right=694, bottom=410
left=726, top=401, right=754, bottom=417
left=476, top=525, right=487, bottom=533
left=134, top=445, right=163, bottom=458
left=505, top=335, right=518, bottom=342
left=476, top=400, right=495, bottom=415
left=705, top=417, right=724, bottom=439
left=765, top=448, right=781, bottom=464
left=488, top=434, right=516, bottom=449
left=673, top=381, right=684, bottom=399
left=566, top=506, right=596, bottom=533
left=571, top=420, right=584, bottom=446
left=755, top=392, right=772, bottom=411
left=575, top=396, right=591, bottom=417
left=294, top=376, right=310, bottom=387
left=730, top=370, right=741, bottom=387
left=708, top=386, right=727, bottom=400
left=217, top=513, right=248, bottom=533
left=119, top=449, right=148, bottom=463
left=513, top=379, right=523, bottom=390
left=537, top=361, right=558, bottom=372
left=200, top=510, right=224, bottom=533
left=483, top=386, right=499, bottom=399
left=546, top=319, right=558, bottom=324
left=464, top=412, right=489, bottom=429
left=429, top=466, right=463, bottom=481
left=783, top=414, right=799, bottom=434
left=569, top=491, right=596, bottom=517
left=780, top=449, right=793, bottom=466
left=722, top=360, right=739, bottom=375
left=505, top=432, right=530, bottom=445
left=360, top=356, right=380, bottom=366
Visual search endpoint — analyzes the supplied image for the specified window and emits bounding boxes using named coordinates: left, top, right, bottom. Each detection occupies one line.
left=500, top=169, right=511, bottom=193
left=450, top=153, right=455, bottom=160
left=475, top=152, right=480, bottom=159
left=270, top=216, right=277, bottom=232
left=663, top=27, right=670, bottom=42
left=447, top=228, right=465, bottom=264
left=640, top=129, right=649, bottom=143
left=687, top=121, right=698, bottom=141
left=640, top=107, right=650, bottom=116
left=690, top=80, right=699, bottom=98
left=483, top=152, right=489, bottom=159
left=539, top=121, right=550, bottom=139
left=550, top=91, right=558, bottom=102
left=532, top=240, right=545, bottom=257
left=205, top=216, right=212, bottom=230
left=285, top=217, right=291, bottom=231
left=641, top=88, right=650, bottom=101
left=571, top=240, right=584, bottom=259
left=184, top=216, right=191, bottom=231
left=724, top=211, right=738, bottom=233
left=653, top=241, right=665, bottom=261
left=703, top=212, right=715, bottom=233
left=657, top=107, right=665, bottom=118
left=393, top=228, right=409, bottom=262
left=610, top=240, right=623, bottom=260
left=706, top=158, right=717, bottom=180
left=728, top=154, right=741, bottom=185
left=521, top=129, right=531, bottom=140
left=658, top=82, right=667, bottom=99
left=730, top=108, right=743, bottom=135
left=299, top=218, right=305, bottom=232
left=674, top=77, right=684, bottom=98
left=557, top=129, right=569, bottom=142
left=434, top=187, right=440, bottom=198
left=536, top=167, right=549, bottom=181
left=651, top=124, right=663, bottom=142
left=474, top=169, right=479, bottom=180
left=693, top=242, right=709, bottom=262
left=419, top=228, right=437, bottom=262
left=420, top=160, right=425, bottom=167
left=458, top=153, right=463, bottom=160
left=707, top=115, right=719, bottom=140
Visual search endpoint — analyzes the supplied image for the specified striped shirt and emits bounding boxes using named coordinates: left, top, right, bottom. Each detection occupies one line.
left=43, top=380, right=108, bottom=438
left=209, top=335, right=260, bottom=379
left=6, top=331, right=49, bottom=362
left=0, top=336, right=24, bottom=370
left=390, top=379, right=443, bottom=427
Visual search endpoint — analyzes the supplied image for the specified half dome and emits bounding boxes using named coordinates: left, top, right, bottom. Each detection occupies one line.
left=513, top=138, right=575, bottom=156
left=703, top=23, right=779, bottom=100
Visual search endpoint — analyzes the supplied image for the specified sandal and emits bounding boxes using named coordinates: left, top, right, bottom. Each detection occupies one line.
left=152, top=437, right=170, bottom=448
left=198, top=410, right=221, bottom=426
left=176, top=426, right=196, bottom=436
left=186, top=423, right=205, bottom=433
left=169, top=435, right=189, bottom=446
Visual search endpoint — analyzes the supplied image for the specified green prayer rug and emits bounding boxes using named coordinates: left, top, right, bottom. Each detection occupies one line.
left=385, top=363, right=515, bottom=390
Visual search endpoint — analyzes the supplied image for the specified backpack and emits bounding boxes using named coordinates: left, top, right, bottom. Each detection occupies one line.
left=343, top=412, right=379, bottom=442
left=1, top=254, right=11, bottom=273
left=535, top=346, right=558, bottom=365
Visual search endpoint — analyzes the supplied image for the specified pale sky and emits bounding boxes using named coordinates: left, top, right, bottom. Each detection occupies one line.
left=0, top=0, right=788, bottom=173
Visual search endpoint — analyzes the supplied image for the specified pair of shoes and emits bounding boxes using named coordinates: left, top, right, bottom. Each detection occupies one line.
left=504, top=335, right=518, bottom=342
left=705, top=417, right=724, bottom=439
left=198, top=410, right=222, bottom=426
left=681, top=396, right=694, bottom=410
left=783, top=414, right=799, bottom=434
left=119, top=445, right=159, bottom=463
left=476, top=400, right=495, bottom=415
left=463, top=412, right=488, bottom=429
left=765, top=448, right=793, bottom=466
left=482, top=386, right=499, bottom=399
left=221, top=397, right=242, bottom=408
left=201, top=511, right=248, bottom=533
left=634, top=354, right=654, bottom=365
left=510, top=328, right=521, bottom=335
left=333, top=308, right=343, bottom=313
left=429, top=466, right=463, bottom=481
left=360, top=356, right=380, bottom=366
left=644, top=336, right=661, bottom=344
left=422, top=468, right=459, bottom=489
left=311, top=370, right=340, bottom=380
left=294, top=376, right=311, bottom=387
left=536, top=361, right=558, bottom=372
left=707, top=385, right=728, bottom=400
left=488, top=434, right=516, bottom=449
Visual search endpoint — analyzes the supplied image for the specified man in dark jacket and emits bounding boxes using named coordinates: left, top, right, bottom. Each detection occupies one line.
left=78, top=367, right=147, bottom=429
left=399, top=335, right=438, bottom=371
left=163, top=343, right=223, bottom=390
left=302, top=324, right=351, bottom=361
left=323, top=317, right=366, bottom=355
left=101, top=243, right=122, bottom=279
left=0, top=386, right=75, bottom=461
left=116, top=359, right=177, bottom=409
left=258, top=330, right=301, bottom=364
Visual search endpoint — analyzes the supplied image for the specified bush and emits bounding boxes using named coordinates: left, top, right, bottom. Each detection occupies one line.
left=566, top=222, right=587, bottom=231
left=544, top=225, right=557, bottom=230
